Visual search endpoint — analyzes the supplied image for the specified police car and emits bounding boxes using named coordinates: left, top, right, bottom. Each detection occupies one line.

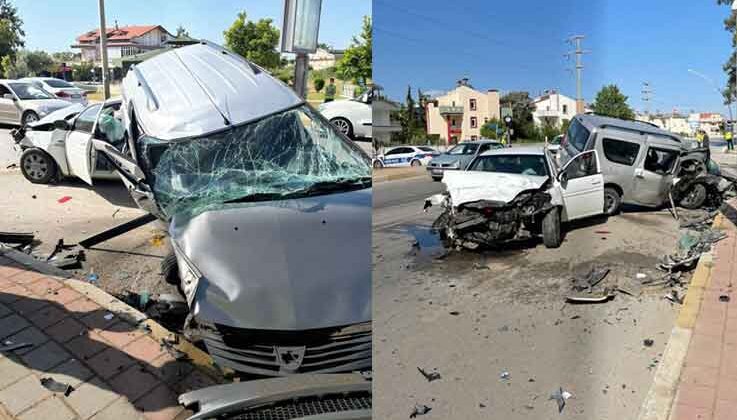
left=373, top=145, right=438, bottom=168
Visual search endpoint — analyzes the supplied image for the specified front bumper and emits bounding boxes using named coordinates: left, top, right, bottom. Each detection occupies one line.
left=426, top=166, right=459, bottom=177
left=201, top=321, right=372, bottom=376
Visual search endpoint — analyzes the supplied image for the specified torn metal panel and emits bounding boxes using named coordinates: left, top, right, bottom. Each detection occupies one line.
left=178, top=373, right=371, bottom=420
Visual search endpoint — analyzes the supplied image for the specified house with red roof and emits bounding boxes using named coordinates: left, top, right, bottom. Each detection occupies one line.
left=71, top=23, right=173, bottom=64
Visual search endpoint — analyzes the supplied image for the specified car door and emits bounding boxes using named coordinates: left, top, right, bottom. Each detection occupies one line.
left=0, top=83, right=20, bottom=123
left=558, top=149, right=604, bottom=220
left=631, top=144, right=680, bottom=207
left=383, top=147, right=412, bottom=166
left=65, top=103, right=102, bottom=185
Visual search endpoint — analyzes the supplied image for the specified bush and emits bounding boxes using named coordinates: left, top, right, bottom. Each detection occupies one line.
left=314, top=78, right=325, bottom=92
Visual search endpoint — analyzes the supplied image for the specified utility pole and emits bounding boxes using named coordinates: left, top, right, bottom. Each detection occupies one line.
left=641, top=81, right=653, bottom=115
left=293, top=53, right=308, bottom=99
left=565, top=35, right=589, bottom=114
left=97, top=0, right=110, bottom=100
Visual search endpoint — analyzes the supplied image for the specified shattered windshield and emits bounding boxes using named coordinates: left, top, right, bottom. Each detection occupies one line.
left=140, top=105, right=371, bottom=218
left=448, top=143, right=479, bottom=155
left=468, top=154, right=549, bottom=177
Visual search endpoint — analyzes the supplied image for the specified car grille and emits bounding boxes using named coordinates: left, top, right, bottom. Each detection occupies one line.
left=203, top=322, right=372, bottom=376
left=440, top=163, right=455, bottom=168
left=224, top=391, right=372, bottom=420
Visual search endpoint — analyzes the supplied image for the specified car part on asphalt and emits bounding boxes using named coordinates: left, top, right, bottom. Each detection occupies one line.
left=571, top=266, right=610, bottom=292
left=178, top=373, right=371, bottom=420
left=77, top=213, right=157, bottom=249
left=566, top=289, right=615, bottom=303
left=40, top=377, right=74, bottom=396
left=46, top=238, right=75, bottom=261
left=719, top=294, right=731, bottom=303
left=48, top=249, right=85, bottom=270
left=0, top=232, right=34, bottom=246
left=410, top=404, right=432, bottom=418
left=417, top=367, right=441, bottom=382
left=643, top=339, right=655, bottom=347
left=549, top=387, right=572, bottom=413
left=664, top=290, right=684, bottom=305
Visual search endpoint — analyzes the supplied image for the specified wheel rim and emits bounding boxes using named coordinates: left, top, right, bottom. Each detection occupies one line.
left=333, top=119, right=350, bottom=135
left=604, top=192, right=616, bottom=213
left=23, top=153, right=49, bottom=180
left=684, top=184, right=706, bottom=206
left=24, top=113, right=38, bottom=124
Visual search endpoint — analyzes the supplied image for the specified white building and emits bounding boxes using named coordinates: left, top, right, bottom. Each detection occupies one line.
left=308, top=48, right=344, bottom=70
left=532, top=91, right=577, bottom=127
left=688, top=112, right=724, bottom=137
left=72, top=24, right=173, bottom=65
left=637, top=114, right=693, bottom=137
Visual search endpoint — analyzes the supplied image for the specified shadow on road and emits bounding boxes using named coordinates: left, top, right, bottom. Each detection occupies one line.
left=51, top=178, right=138, bottom=209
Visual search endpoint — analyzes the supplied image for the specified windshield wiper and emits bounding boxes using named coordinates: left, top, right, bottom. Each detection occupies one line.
left=223, top=192, right=288, bottom=204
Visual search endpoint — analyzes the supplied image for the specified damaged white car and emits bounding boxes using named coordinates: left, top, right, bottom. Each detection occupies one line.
left=66, top=42, right=372, bottom=376
left=425, top=147, right=605, bottom=249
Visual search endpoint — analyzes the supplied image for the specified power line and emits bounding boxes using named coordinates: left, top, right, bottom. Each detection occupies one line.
left=565, top=35, right=590, bottom=113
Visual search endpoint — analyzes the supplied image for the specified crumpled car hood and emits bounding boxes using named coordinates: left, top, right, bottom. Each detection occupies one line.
left=169, top=188, right=372, bottom=331
left=28, top=103, right=84, bottom=128
left=443, top=170, right=549, bottom=206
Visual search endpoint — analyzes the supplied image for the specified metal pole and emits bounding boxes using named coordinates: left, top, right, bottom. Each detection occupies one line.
left=97, top=0, right=110, bottom=100
left=575, top=37, right=583, bottom=114
left=294, top=52, right=308, bottom=99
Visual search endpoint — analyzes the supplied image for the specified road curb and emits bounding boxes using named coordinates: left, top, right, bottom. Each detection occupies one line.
left=0, top=245, right=228, bottom=384
left=635, top=213, right=722, bottom=420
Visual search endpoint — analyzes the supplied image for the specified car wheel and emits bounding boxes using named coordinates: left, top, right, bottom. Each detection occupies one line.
left=410, top=159, right=421, bottom=167
left=373, top=160, right=384, bottom=169
left=161, top=252, right=180, bottom=286
left=603, top=187, right=621, bottom=216
left=330, top=117, right=354, bottom=138
left=20, top=148, right=56, bottom=184
left=21, top=111, right=39, bottom=126
left=542, top=207, right=562, bottom=248
left=679, top=183, right=707, bottom=209
left=431, top=176, right=442, bottom=182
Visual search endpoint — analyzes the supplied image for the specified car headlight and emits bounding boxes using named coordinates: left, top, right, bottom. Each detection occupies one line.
left=36, top=107, right=49, bottom=116
left=448, top=162, right=460, bottom=169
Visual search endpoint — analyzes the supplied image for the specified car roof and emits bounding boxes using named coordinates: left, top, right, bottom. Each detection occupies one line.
left=577, top=114, right=683, bottom=143
left=478, top=146, right=544, bottom=157
left=121, top=41, right=302, bottom=141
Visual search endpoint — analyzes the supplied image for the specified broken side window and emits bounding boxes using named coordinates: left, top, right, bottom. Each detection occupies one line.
left=564, top=151, right=597, bottom=180
left=644, top=147, right=678, bottom=175
left=602, top=138, right=640, bottom=166
left=139, top=105, right=371, bottom=218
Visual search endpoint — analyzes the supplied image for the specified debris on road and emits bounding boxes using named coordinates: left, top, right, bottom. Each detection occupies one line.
left=417, top=367, right=441, bottom=382
left=664, top=290, right=684, bottom=305
left=643, top=339, right=654, bottom=347
left=57, top=196, right=72, bottom=204
left=719, top=295, right=731, bottom=303
left=0, top=341, right=32, bottom=353
left=500, top=371, right=511, bottom=381
left=549, top=387, right=572, bottom=413
left=0, top=231, right=34, bottom=247
left=410, top=404, right=432, bottom=418
left=48, top=249, right=85, bottom=270
left=87, top=273, right=99, bottom=284
left=46, top=238, right=76, bottom=261
left=636, top=273, right=647, bottom=280
left=571, top=266, right=610, bottom=292
left=40, top=377, right=74, bottom=396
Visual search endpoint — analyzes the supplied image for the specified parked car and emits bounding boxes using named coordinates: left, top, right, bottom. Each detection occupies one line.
left=557, top=114, right=710, bottom=215
left=0, top=80, right=73, bottom=126
left=318, top=88, right=373, bottom=139
left=372, top=145, right=438, bottom=168
left=67, top=41, right=373, bottom=376
left=425, top=146, right=604, bottom=249
left=20, top=77, right=88, bottom=105
left=11, top=99, right=123, bottom=184
left=426, top=139, right=504, bottom=181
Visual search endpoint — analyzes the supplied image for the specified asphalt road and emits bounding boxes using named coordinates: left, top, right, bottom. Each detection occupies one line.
left=373, top=175, right=684, bottom=420
left=0, top=127, right=177, bottom=298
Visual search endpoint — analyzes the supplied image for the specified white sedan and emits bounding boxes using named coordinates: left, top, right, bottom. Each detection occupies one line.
left=373, top=145, right=438, bottom=168
left=318, top=90, right=372, bottom=140
left=20, top=77, right=88, bottom=105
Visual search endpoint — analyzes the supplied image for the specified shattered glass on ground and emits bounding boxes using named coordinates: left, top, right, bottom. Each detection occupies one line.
left=140, top=105, right=371, bottom=218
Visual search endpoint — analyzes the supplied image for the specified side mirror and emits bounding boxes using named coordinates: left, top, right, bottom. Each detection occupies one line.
left=53, top=119, right=70, bottom=130
left=558, top=171, right=568, bottom=183
left=3, top=93, right=15, bottom=101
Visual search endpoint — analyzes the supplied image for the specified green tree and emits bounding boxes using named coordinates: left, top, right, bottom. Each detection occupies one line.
left=23, top=50, right=53, bottom=75
left=72, top=61, right=94, bottom=82
left=223, top=11, right=280, bottom=70
left=175, top=24, right=190, bottom=38
left=561, top=118, right=571, bottom=134
left=718, top=0, right=737, bottom=103
left=591, top=84, right=635, bottom=120
left=314, top=77, right=325, bottom=92
left=0, top=0, right=24, bottom=60
left=500, top=91, right=536, bottom=139
left=0, top=55, right=11, bottom=78
left=480, top=118, right=502, bottom=139
left=336, top=15, right=371, bottom=86
left=317, top=42, right=331, bottom=50
left=52, top=51, right=76, bottom=63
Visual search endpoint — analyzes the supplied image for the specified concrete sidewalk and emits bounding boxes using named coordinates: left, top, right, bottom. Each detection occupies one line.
left=668, top=203, right=737, bottom=420
left=0, top=251, right=218, bottom=420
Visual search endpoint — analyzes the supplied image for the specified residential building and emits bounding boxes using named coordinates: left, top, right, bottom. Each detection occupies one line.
left=72, top=24, right=173, bottom=65
left=308, top=48, right=344, bottom=70
left=425, top=78, right=501, bottom=144
left=688, top=112, right=724, bottom=136
left=532, top=90, right=576, bottom=127
left=636, top=113, right=693, bottom=137
left=372, top=93, right=401, bottom=153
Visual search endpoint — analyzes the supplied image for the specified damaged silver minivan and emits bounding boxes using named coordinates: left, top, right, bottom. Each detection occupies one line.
left=68, top=42, right=372, bottom=376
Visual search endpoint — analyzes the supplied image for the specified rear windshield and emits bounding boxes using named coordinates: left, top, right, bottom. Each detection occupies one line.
left=566, top=119, right=590, bottom=152
left=448, top=143, right=479, bottom=155
left=44, top=79, right=74, bottom=88
left=468, top=154, right=549, bottom=177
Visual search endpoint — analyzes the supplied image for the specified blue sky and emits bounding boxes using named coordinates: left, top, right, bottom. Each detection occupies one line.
left=14, top=0, right=370, bottom=52
left=374, top=0, right=735, bottom=115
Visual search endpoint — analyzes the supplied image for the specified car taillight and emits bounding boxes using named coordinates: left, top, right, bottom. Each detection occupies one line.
left=56, top=91, right=69, bottom=97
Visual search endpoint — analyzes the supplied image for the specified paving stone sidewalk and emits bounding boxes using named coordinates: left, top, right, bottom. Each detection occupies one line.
left=669, top=201, right=737, bottom=420
left=0, top=254, right=215, bottom=420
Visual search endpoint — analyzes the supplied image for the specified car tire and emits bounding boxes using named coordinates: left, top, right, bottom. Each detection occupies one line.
left=431, top=176, right=442, bottom=182
left=21, top=111, right=39, bottom=126
left=373, top=160, right=384, bottom=169
left=161, top=252, right=180, bottom=286
left=330, top=117, right=354, bottom=139
left=410, top=159, right=421, bottom=167
left=542, top=207, right=562, bottom=249
left=20, top=148, right=56, bottom=184
left=603, top=187, right=622, bottom=216
left=679, top=183, right=707, bottom=209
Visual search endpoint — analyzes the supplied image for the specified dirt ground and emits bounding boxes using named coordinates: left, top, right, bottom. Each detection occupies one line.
left=373, top=176, right=685, bottom=419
